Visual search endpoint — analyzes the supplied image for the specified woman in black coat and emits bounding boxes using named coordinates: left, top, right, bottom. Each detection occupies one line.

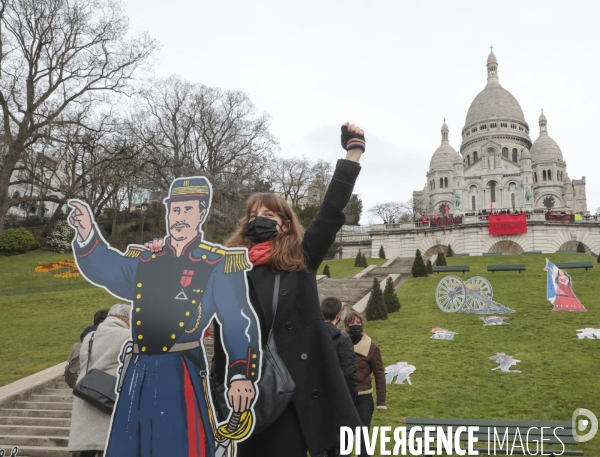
left=213, top=123, right=365, bottom=456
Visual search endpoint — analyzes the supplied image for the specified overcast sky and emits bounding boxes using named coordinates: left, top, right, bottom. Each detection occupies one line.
left=123, top=0, right=600, bottom=223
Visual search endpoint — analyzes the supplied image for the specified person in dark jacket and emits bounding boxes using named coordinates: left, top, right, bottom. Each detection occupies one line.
left=345, top=311, right=386, bottom=457
left=321, top=296, right=358, bottom=402
left=79, top=308, right=109, bottom=342
left=320, top=296, right=358, bottom=457
left=213, top=123, right=365, bottom=457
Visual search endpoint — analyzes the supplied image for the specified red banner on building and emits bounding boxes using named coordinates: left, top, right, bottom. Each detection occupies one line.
left=488, top=213, right=527, bottom=236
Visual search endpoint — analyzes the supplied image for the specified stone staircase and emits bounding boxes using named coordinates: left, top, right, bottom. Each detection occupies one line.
left=317, top=278, right=375, bottom=305
left=367, top=256, right=415, bottom=277
left=0, top=378, right=71, bottom=457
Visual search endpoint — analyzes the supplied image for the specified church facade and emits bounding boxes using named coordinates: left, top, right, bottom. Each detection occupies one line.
left=413, top=50, right=588, bottom=215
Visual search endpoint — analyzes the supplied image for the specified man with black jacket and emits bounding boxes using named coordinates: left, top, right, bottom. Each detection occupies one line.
left=320, top=297, right=358, bottom=457
left=321, top=296, right=358, bottom=401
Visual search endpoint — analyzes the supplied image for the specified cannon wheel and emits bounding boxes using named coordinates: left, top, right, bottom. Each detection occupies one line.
left=436, top=275, right=467, bottom=312
left=465, top=276, right=493, bottom=310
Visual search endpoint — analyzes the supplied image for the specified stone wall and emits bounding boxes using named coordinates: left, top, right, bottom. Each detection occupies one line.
left=369, top=220, right=600, bottom=258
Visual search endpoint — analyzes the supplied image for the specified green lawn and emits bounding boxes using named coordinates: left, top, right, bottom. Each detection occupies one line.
left=0, top=251, right=115, bottom=385
left=368, top=253, right=599, bottom=455
left=319, top=257, right=387, bottom=278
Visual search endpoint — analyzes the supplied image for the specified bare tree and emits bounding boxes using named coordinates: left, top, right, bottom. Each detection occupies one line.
left=267, top=156, right=313, bottom=206
left=127, top=76, right=277, bottom=231
left=0, top=0, right=157, bottom=231
left=411, top=195, right=433, bottom=219
left=368, top=202, right=407, bottom=224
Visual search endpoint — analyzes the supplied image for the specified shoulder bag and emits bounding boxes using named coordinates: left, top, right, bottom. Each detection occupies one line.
left=214, top=273, right=296, bottom=434
left=72, top=332, right=118, bottom=414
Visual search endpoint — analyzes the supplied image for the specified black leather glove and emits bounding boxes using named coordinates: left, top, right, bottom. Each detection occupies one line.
left=340, top=125, right=366, bottom=153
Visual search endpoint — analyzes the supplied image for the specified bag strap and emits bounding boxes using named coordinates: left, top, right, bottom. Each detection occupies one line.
left=85, top=332, right=95, bottom=374
left=271, top=273, right=281, bottom=323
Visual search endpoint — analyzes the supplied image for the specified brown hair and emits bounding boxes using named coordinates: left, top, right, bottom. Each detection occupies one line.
left=321, top=296, right=342, bottom=321
left=344, top=310, right=364, bottom=331
left=226, top=193, right=306, bottom=271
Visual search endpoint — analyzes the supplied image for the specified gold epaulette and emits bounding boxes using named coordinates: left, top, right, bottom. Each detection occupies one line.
left=224, top=250, right=251, bottom=274
left=125, top=247, right=146, bottom=258
left=198, top=242, right=226, bottom=256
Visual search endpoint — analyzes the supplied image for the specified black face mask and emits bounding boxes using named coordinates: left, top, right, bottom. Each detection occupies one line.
left=245, top=216, right=279, bottom=242
left=348, top=325, right=363, bottom=337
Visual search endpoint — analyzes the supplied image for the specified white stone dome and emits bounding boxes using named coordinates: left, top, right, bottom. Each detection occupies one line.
left=430, top=120, right=461, bottom=170
left=531, top=113, right=563, bottom=162
left=531, top=134, right=563, bottom=162
left=465, top=85, right=525, bottom=126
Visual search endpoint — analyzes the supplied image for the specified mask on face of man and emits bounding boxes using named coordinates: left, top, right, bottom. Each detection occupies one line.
left=245, top=216, right=279, bottom=242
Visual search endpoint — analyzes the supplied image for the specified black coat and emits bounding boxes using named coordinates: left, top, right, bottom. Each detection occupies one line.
left=326, top=322, right=358, bottom=402
left=214, top=159, right=362, bottom=454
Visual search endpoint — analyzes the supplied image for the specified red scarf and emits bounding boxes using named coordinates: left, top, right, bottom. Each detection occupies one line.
left=248, top=241, right=272, bottom=266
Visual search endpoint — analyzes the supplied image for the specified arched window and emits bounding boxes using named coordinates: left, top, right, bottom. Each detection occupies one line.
left=471, top=195, right=476, bottom=210
left=473, top=151, right=478, bottom=162
left=444, top=177, right=448, bottom=188
left=543, top=170, right=547, bottom=181
left=12, top=191, right=20, bottom=199
left=511, top=193, right=516, bottom=210
left=512, top=148, right=518, bottom=163
left=440, top=178, right=443, bottom=188
left=489, top=182, right=497, bottom=203
left=502, top=147, right=508, bottom=158
left=467, top=155, right=471, bottom=166
left=548, top=170, right=552, bottom=181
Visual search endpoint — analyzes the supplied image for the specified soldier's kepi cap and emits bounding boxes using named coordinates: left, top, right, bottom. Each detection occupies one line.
left=163, top=177, right=212, bottom=203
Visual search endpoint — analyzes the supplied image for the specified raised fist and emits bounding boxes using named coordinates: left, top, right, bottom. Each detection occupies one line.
left=341, top=122, right=365, bottom=153
left=67, top=200, right=94, bottom=242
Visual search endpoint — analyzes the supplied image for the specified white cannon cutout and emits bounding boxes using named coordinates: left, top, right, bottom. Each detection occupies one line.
left=435, top=276, right=514, bottom=314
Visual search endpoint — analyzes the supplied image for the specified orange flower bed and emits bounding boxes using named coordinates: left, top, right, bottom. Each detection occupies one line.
left=35, top=260, right=80, bottom=278
left=54, top=269, right=81, bottom=279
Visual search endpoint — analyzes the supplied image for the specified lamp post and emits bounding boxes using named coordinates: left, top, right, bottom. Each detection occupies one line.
left=140, top=200, right=149, bottom=244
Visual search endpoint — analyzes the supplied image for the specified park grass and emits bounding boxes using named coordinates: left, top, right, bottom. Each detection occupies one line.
left=0, top=251, right=115, bottom=385
left=319, top=257, right=387, bottom=278
left=367, top=253, right=600, bottom=455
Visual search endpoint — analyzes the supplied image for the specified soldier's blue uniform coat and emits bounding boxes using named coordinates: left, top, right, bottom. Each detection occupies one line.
left=73, top=229, right=260, bottom=457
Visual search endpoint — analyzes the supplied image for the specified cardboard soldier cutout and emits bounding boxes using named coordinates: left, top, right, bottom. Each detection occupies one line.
left=68, top=177, right=261, bottom=457
left=480, top=316, right=509, bottom=326
left=384, top=362, right=416, bottom=385
left=489, top=353, right=521, bottom=373
left=576, top=328, right=600, bottom=339
left=430, top=327, right=458, bottom=340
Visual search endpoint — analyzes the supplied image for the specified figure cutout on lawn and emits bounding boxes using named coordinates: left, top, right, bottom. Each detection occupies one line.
left=576, top=328, right=600, bottom=339
left=67, top=177, right=261, bottom=457
left=430, top=328, right=458, bottom=340
left=545, top=259, right=586, bottom=312
left=385, top=362, right=416, bottom=385
left=489, top=353, right=521, bottom=373
left=480, top=316, right=509, bottom=326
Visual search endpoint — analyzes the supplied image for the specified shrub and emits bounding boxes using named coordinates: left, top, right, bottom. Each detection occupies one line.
left=411, top=249, right=428, bottom=277
left=427, top=260, right=433, bottom=274
left=46, top=220, right=75, bottom=253
left=365, top=278, right=388, bottom=321
left=447, top=244, right=454, bottom=257
left=326, top=242, right=340, bottom=259
left=379, top=245, right=386, bottom=259
left=354, top=250, right=362, bottom=267
left=322, top=264, right=331, bottom=278
left=362, top=253, right=368, bottom=267
left=0, top=228, right=40, bottom=255
left=383, top=276, right=401, bottom=313
left=436, top=252, right=447, bottom=266
left=576, top=242, right=585, bottom=253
